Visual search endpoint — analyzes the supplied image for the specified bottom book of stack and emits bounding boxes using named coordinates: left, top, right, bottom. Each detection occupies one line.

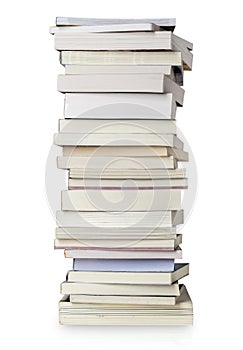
left=59, top=261, right=193, bottom=325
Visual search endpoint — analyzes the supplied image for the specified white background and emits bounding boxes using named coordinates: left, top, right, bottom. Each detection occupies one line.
left=1, top=0, right=242, bottom=349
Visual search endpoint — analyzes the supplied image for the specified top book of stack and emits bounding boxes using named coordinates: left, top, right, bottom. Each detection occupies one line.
left=54, top=17, right=176, bottom=30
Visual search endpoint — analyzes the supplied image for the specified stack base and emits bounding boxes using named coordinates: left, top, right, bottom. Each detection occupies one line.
left=59, top=285, right=193, bottom=326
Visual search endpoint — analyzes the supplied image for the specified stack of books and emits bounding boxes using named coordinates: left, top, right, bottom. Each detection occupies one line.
left=50, top=17, right=193, bottom=326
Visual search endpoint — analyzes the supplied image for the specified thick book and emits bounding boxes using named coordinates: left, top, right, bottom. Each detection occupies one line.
left=54, top=133, right=183, bottom=147
left=61, top=189, right=181, bottom=211
left=73, top=258, right=175, bottom=272
left=56, top=209, right=184, bottom=228
left=57, top=156, right=177, bottom=170
left=68, top=178, right=188, bottom=190
left=55, top=226, right=177, bottom=240
left=60, top=280, right=180, bottom=296
left=69, top=168, right=186, bottom=179
left=64, top=247, right=182, bottom=259
left=50, top=22, right=160, bottom=34
left=68, top=263, right=188, bottom=285
left=57, top=74, right=184, bottom=102
left=64, top=92, right=178, bottom=119
left=54, top=31, right=192, bottom=52
left=60, top=50, right=183, bottom=67
left=55, top=17, right=176, bottom=29
left=54, top=234, right=182, bottom=250
left=59, top=119, right=177, bottom=135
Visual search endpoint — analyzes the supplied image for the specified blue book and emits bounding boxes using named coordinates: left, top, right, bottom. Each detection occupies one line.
left=73, top=259, right=174, bottom=272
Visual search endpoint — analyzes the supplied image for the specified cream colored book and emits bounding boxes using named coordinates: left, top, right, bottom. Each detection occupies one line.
left=63, top=146, right=188, bottom=161
left=61, top=51, right=183, bottom=67
left=54, top=133, right=183, bottom=148
left=61, top=188, right=181, bottom=211
left=69, top=167, right=186, bottom=180
left=69, top=294, right=178, bottom=305
left=64, top=247, right=182, bottom=259
left=67, top=263, right=188, bottom=285
left=59, top=119, right=177, bottom=135
left=60, top=281, right=180, bottom=296
left=55, top=226, right=177, bottom=240
left=56, top=209, right=183, bottom=228
left=64, top=92, right=178, bottom=119
left=54, top=234, right=182, bottom=250
left=63, top=146, right=171, bottom=157
left=68, top=178, right=188, bottom=189
left=57, top=74, right=184, bottom=105
left=57, top=156, right=177, bottom=170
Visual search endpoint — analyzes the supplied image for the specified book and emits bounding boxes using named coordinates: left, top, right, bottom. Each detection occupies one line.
left=65, top=65, right=172, bottom=75
left=59, top=285, right=193, bottom=326
left=64, top=92, right=178, bottom=119
left=60, top=50, right=183, bottom=67
left=50, top=22, right=160, bottom=34
left=64, top=65, right=183, bottom=86
left=56, top=210, right=183, bottom=228
left=69, top=168, right=186, bottom=179
left=54, top=234, right=182, bottom=250
left=54, top=133, right=184, bottom=147
left=69, top=294, right=178, bottom=306
left=64, top=247, right=182, bottom=259
left=68, top=263, right=188, bottom=285
left=60, top=280, right=180, bottom=296
left=63, top=146, right=188, bottom=161
left=55, top=226, right=177, bottom=240
left=59, top=119, right=177, bottom=135
left=61, top=50, right=192, bottom=71
left=57, top=74, right=184, bottom=104
left=73, top=258, right=175, bottom=272
left=54, top=31, right=192, bottom=51
left=55, top=17, right=176, bottom=29
left=61, top=189, right=181, bottom=211
left=57, top=156, right=177, bottom=170
left=68, top=178, right=188, bottom=190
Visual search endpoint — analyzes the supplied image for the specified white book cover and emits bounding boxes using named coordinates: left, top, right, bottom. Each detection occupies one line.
left=55, top=17, right=176, bottom=27
left=55, top=31, right=175, bottom=50
left=64, top=92, right=178, bottom=119
left=65, top=65, right=172, bottom=75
